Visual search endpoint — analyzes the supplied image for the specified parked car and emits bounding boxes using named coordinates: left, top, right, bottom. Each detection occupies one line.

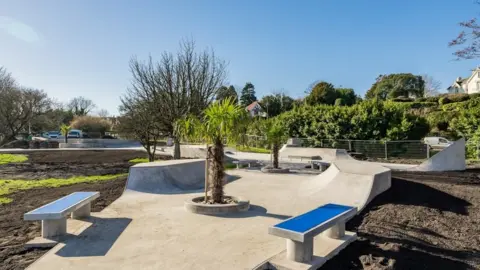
left=47, top=131, right=60, bottom=139
left=423, top=137, right=453, bottom=149
left=67, top=129, right=83, bottom=138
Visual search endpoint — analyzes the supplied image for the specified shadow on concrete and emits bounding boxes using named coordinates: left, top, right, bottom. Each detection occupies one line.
left=219, top=204, right=291, bottom=220
left=56, top=216, right=131, bottom=257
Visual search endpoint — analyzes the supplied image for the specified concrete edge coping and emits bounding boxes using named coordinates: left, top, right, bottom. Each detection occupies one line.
left=261, top=167, right=291, bottom=174
left=184, top=195, right=250, bottom=215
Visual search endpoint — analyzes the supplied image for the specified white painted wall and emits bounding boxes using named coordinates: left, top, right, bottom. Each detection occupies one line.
left=466, top=71, right=480, bottom=94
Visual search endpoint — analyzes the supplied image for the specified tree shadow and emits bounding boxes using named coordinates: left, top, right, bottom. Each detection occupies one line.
left=215, top=204, right=292, bottom=220
left=56, top=216, right=131, bottom=257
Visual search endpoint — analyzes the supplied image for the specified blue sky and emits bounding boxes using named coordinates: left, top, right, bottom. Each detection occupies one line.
left=1, top=0, right=478, bottom=115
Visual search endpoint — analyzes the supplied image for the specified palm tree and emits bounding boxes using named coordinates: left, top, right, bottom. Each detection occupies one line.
left=60, top=124, right=71, bottom=143
left=265, top=119, right=287, bottom=169
left=176, top=98, right=247, bottom=204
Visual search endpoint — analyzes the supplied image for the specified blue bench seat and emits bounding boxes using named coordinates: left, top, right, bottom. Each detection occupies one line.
left=269, top=203, right=357, bottom=263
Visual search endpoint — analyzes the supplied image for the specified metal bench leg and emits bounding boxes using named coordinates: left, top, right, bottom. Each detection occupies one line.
left=72, top=203, right=91, bottom=219
left=42, top=218, right=67, bottom=238
left=324, top=222, right=345, bottom=239
left=236, top=164, right=240, bottom=169
left=286, top=237, right=313, bottom=263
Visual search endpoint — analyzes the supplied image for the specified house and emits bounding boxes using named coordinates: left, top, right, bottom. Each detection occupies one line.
left=447, top=66, right=480, bottom=94
left=246, top=101, right=266, bottom=117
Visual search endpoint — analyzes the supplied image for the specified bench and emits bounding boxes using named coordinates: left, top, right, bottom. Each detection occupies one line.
left=269, top=203, right=357, bottom=263
left=232, top=159, right=259, bottom=169
left=288, top=155, right=321, bottom=161
left=24, top=192, right=100, bottom=239
left=309, top=160, right=330, bottom=171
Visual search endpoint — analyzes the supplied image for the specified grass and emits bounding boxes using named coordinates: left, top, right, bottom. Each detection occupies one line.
left=235, top=145, right=271, bottom=154
left=129, top=158, right=150, bottom=163
left=0, top=173, right=128, bottom=204
left=0, top=154, right=28, bottom=165
left=224, top=163, right=237, bottom=170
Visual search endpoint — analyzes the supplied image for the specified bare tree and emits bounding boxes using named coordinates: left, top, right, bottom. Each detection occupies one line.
left=449, top=1, right=480, bottom=59
left=120, top=39, right=227, bottom=159
left=0, top=85, right=51, bottom=144
left=96, top=109, right=109, bottom=118
left=422, top=75, right=442, bottom=97
left=118, top=100, right=162, bottom=161
left=67, top=96, right=96, bottom=116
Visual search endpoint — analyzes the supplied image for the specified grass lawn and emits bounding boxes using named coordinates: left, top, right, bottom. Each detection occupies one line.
left=0, top=154, right=28, bottom=165
left=129, top=158, right=150, bottom=163
left=235, top=145, right=271, bottom=154
left=0, top=173, right=127, bottom=204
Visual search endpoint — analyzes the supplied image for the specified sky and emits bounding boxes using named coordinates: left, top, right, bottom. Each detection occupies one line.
left=1, top=0, right=479, bottom=115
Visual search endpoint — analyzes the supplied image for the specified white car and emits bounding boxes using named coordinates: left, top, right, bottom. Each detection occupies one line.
left=423, top=137, right=453, bottom=149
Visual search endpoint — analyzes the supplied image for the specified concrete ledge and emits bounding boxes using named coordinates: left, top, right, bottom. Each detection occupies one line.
left=261, top=167, right=291, bottom=174
left=254, top=231, right=357, bottom=270
left=184, top=196, right=250, bottom=215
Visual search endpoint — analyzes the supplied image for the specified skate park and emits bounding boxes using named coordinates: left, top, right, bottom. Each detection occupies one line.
left=21, top=138, right=467, bottom=270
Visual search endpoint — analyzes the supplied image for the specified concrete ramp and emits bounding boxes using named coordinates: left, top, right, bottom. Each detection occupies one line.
left=279, top=145, right=353, bottom=162
left=125, top=159, right=205, bottom=194
left=297, top=160, right=391, bottom=212
left=408, top=138, right=466, bottom=172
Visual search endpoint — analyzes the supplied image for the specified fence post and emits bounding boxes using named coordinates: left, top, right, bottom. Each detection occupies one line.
left=384, top=141, right=388, bottom=160
left=348, top=140, right=352, bottom=152
left=427, top=144, right=430, bottom=159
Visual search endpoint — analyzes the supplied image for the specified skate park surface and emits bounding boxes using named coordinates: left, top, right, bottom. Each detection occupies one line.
left=26, top=139, right=465, bottom=269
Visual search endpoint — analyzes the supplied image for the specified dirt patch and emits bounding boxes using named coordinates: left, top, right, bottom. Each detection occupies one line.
left=0, top=150, right=172, bottom=270
left=323, top=170, right=480, bottom=270
left=0, top=177, right=126, bottom=270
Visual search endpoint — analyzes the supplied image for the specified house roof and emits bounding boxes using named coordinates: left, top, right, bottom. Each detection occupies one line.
left=246, top=101, right=261, bottom=111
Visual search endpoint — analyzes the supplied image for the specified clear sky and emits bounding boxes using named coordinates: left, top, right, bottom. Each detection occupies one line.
left=1, top=0, right=479, bottom=115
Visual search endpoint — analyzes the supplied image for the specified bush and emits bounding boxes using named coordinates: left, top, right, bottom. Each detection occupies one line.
left=70, top=116, right=112, bottom=136
left=277, top=100, right=429, bottom=142
left=334, top=98, right=344, bottom=106
left=425, top=96, right=440, bottom=103
left=447, top=93, right=470, bottom=103
left=439, top=96, right=452, bottom=105
left=392, top=97, right=414, bottom=102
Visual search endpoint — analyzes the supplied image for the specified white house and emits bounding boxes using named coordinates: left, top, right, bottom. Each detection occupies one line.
left=447, top=66, right=480, bottom=94
left=245, top=101, right=267, bottom=117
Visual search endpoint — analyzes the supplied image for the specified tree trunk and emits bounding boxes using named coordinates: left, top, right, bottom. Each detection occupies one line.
left=273, top=142, right=279, bottom=169
left=173, top=137, right=181, bottom=159
left=65, top=135, right=68, bottom=143
left=209, top=139, right=224, bottom=203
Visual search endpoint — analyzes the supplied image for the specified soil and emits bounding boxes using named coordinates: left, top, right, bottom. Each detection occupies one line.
left=1, top=151, right=480, bottom=269
left=0, top=150, right=170, bottom=270
left=323, top=170, right=480, bottom=270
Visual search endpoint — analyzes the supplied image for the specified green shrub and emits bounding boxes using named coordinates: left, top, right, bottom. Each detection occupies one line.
left=425, top=96, right=440, bottom=103
left=447, top=93, right=470, bottom=103
left=439, top=96, right=452, bottom=105
left=392, top=97, right=414, bottom=102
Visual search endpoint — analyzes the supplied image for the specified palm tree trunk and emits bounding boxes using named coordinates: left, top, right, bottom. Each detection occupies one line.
left=173, top=137, right=181, bottom=159
left=210, top=138, right=225, bottom=203
left=273, top=142, right=279, bottom=169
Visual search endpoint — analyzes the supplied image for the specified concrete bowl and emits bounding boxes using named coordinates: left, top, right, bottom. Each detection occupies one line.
left=260, top=167, right=290, bottom=174
left=184, top=196, right=250, bottom=215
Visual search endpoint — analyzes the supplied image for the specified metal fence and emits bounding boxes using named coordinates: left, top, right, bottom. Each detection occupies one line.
left=284, top=138, right=430, bottom=160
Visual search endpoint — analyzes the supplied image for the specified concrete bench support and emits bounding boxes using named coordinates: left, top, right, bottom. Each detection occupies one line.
left=42, top=218, right=67, bottom=238
left=71, top=202, right=91, bottom=219
left=233, top=160, right=258, bottom=169
left=286, top=237, right=313, bottom=262
left=269, top=203, right=357, bottom=265
left=24, top=192, right=99, bottom=246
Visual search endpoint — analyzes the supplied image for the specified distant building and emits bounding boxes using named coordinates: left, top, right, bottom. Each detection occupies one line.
left=447, top=67, right=480, bottom=94
left=245, top=101, right=266, bottom=117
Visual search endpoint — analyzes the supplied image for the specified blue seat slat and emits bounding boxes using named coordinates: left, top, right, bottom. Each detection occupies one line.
left=274, top=204, right=353, bottom=233
left=27, top=192, right=97, bottom=215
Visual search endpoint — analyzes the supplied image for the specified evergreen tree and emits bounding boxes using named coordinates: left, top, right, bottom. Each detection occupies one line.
left=240, top=82, right=257, bottom=106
